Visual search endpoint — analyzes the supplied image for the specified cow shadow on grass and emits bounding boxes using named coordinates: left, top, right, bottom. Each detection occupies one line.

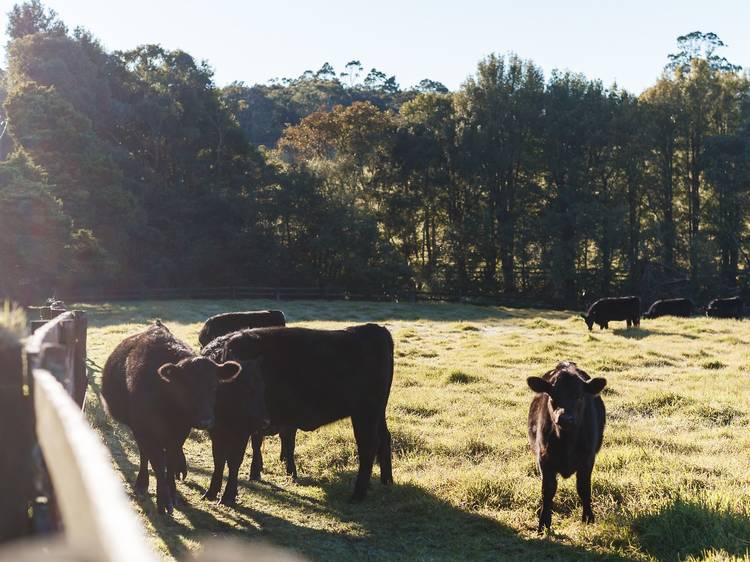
left=86, top=361, right=630, bottom=561
left=631, top=498, right=750, bottom=561
left=612, top=327, right=699, bottom=340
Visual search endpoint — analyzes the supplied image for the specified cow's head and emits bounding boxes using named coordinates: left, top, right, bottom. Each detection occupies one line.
left=579, top=313, right=594, bottom=331
left=223, top=331, right=262, bottom=361
left=527, top=363, right=606, bottom=433
left=158, top=357, right=241, bottom=429
left=222, top=332, right=269, bottom=429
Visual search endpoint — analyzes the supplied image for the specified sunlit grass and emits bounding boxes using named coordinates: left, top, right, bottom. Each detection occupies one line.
left=79, top=299, right=750, bottom=561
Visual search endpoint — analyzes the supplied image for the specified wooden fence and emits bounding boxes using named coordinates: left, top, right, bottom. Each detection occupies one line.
left=50, top=285, right=566, bottom=310
left=0, top=305, right=159, bottom=562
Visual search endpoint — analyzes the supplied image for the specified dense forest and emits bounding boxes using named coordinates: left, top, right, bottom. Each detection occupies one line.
left=1, top=1, right=748, bottom=306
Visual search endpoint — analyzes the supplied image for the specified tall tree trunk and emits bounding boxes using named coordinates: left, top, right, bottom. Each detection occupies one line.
left=688, top=137, right=701, bottom=280
left=627, top=173, right=641, bottom=293
left=662, top=141, right=676, bottom=268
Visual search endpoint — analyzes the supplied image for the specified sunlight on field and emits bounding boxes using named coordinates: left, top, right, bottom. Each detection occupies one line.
left=77, top=299, right=750, bottom=561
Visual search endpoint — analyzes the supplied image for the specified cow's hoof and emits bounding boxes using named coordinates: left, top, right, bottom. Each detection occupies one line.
left=218, top=495, right=237, bottom=507
left=158, top=499, right=174, bottom=516
left=134, top=481, right=148, bottom=495
left=538, top=512, right=552, bottom=533
left=582, top=511, right=595, bottom=524
left=202, top=490, right=218, bottom=501
left=249, top=472, right=262, bottom=482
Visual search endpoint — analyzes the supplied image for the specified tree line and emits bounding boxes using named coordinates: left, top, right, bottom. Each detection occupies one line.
left=1, top=1, right=748, bottom=306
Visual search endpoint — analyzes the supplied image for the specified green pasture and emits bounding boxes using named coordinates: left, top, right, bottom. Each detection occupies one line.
left=77, top=299, right=750, bottom=561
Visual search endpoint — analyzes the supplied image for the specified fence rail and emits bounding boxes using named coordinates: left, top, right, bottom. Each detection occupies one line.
left=50, top=285, right=568, bottom=309
left=0, top=307, right=158, bottom=561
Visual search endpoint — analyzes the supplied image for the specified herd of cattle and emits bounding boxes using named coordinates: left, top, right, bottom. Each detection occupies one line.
left=97, top=296, right=739, bottom=532
left=581, top=295, right=743, bottom=330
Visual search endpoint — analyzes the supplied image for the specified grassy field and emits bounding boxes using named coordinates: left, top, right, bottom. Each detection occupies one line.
left=78, top=299, right=750, bottom=561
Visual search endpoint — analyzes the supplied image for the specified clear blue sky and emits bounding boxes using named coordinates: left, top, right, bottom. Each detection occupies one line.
left=2, top=0, right=749, bottom=93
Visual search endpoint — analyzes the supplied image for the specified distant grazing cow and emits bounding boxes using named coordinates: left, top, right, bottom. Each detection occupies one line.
left=527, top=361, right=607, bottom=532
left=222, top=324, right=394, bottom=501
left=201, top=328, right=297, bottom=506
left=198, top=310, right=286, bottom=347
left=643, top=298, right=694, bottom=319
left=101, top=320, right=241, bottom=514
left=706, top=297, right=743, bottom=320
left=580, top=296, right=640, bottom=330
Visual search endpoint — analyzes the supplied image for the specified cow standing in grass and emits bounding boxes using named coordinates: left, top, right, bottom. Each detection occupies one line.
left=201, top=328, right=297, bottom=505
left=222, top=323, right=394, bottom=501
left=705, top=297, right=743, bottom=320
left=643, top=298, right=694, bottom=319
left=580, top=296, right=640, bottom=330
left=101, top=320, right=241, bottom=514
left=527, top=361, right=607, bottom=532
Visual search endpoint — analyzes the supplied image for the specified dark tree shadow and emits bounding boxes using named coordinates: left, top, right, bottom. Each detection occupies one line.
left=632, top=498, right=750, bottom=561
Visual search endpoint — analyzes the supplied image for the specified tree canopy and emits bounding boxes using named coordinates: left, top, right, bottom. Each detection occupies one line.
left=2, top=1, right=749, bottom=305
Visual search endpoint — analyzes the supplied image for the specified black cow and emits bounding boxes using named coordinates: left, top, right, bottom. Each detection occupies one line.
left=101, top=320, right=241, bottom=514
left=198, top=310, right=286, bottom=347
left=706, top=297, right=743, bottom=320
left=223, top=324, right=394, bottom=501
left=580, top=296, right=640, bottom=330
left=200, top=329, right=297, bottom=506
left=643, top=298, right=694, bottom=319
left=527, top=361, right=606, bottom=532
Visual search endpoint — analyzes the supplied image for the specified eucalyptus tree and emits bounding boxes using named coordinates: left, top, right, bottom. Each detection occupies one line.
left=454, top=54, right=545, bottom=292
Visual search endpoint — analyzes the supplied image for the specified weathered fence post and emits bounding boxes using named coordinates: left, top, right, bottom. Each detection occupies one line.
left=72, top=311, right=88, bottom=409
left=0, top=324, right=35, bottom=542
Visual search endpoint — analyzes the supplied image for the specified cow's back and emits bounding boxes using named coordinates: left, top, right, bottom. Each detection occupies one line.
left=256, top=324, right=393, bottom=430
left=101, top=331, right=141, bottom=424
left=199, top=311, right=286, bottom=347
left=589, top=296, right=640, bottom=321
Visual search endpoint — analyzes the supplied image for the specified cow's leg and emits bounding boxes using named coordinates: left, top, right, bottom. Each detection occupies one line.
left=351, top=414, right=378, bottom=502
left=539, top=468, right=557, bottom=532
left=377, top=416, right=393, bottom=485
left=134, top=440, right=149, bottom=494
left=635, top=314, right=641, bottom=327
left=140, top=436, right=172, bottom=515
left=249, top=433, right=264, bottom=481
left=281, top=428, right=298, bottom=480
left=176, top=447, right=187, bottom=480
left=203, top=430, right=226, bottom=501
left=626, top=318, right=631, bottom=328
left=576, top=462, right=595, bottom=523
left=165, top=444, right=181, bottom=507
left=221, top=431, right=250, bottom=506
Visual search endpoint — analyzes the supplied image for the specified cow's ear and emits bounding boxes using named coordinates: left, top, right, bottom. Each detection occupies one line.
left=527, top=376, right=552, bottom=394
left=585, top=377, right=607, bottom=395
left=158, top=363, right=179, bottom=383
left=215, top=360, right=241, bottom=383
